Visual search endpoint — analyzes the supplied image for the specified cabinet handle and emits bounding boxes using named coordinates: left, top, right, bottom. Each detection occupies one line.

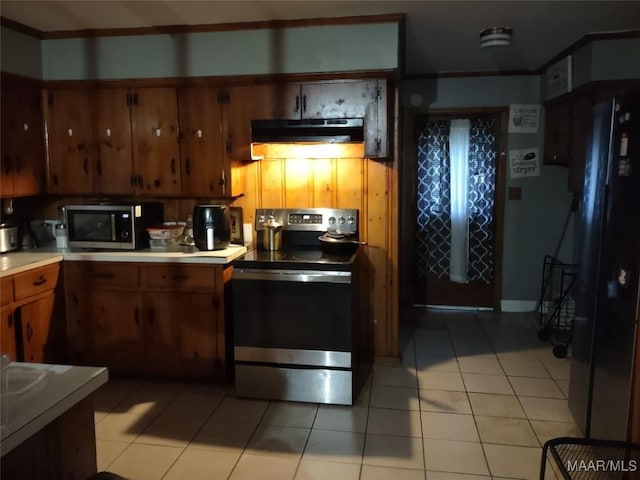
left=148, top=309, right=154, bottom=326
left=52, top=174, right=59, bottom=186
left=130, top=175, right=135, bottom=187
left=138, top=175, right=143, bottom=188
left=171, top=274, right=190, bottom=280
left=83, top=158, right=89, bottom=174
left=26, top=322, right=33, bottom=342
left=185, top=157, right=190, bottom=176
left=226, top=138, right=232, bottom=154
left=96, top=157, right=102, bottom=176
left=295, top=95, right=300, bottom=113
left=302, top=95, right=307, bottom=113
left=171, top=157, right=176, bottom=175
left=32, top=276, right=47, bottom=286
left=134, top=307, right=139, bottom=325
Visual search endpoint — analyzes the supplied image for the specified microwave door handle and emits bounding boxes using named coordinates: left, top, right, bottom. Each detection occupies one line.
left=111, top=214, right=117, bottom=241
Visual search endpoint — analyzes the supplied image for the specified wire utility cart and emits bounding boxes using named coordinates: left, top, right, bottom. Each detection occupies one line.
left=540, top=437, right=640, bottom=479
left=537, top=255, right=577, bottom=358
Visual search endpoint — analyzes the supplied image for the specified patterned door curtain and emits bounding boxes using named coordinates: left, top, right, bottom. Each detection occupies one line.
left=416, top=116, right=497, bottom=284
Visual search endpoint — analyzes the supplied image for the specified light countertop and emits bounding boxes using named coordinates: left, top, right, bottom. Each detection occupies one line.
left=1, top=244, right=248, bottom=277
left=0, top=362, right=108, bottom=456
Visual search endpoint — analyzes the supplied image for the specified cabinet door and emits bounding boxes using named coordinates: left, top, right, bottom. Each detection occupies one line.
left=302, top=80, right=387, bottom=157
left=178, top=87, right=226, bottom=196
left=131, top=88, right=181, bottom=196
left=66, top=288, right=144, bottom=373
left=224, top=83, right=299, bottom=160
left=47, top=89, right=94, bottom=194
left=20, top=294, right=55, bottom=363
left=544, top=101, right=571, bottom=165
left=1, top=85, right=45, bottom=197
left=144, top=292, right=220, bottom=379
left=94, top=88, right=135, bottom=194
left=1, top=307, right=17, bottom=361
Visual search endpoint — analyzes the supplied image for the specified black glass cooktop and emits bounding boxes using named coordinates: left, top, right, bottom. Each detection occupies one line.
left=233, top=247, right=358, bottom=271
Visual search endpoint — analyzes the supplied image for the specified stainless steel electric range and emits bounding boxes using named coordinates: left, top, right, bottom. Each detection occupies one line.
left=231, top=208, right=372, bottom=405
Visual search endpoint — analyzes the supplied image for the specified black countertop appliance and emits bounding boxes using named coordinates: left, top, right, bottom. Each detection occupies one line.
left=193, top=205, right=231, bottom=251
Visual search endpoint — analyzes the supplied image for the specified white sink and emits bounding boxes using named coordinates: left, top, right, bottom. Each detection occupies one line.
left=1, top=366, right=48, bottom=398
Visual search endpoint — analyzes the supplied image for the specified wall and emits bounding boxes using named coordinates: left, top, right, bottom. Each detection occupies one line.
left=41, top=23, right=399, bottom=80
left=0, top=26, right=43, bottom=79
left=401, top=75, right=574, bottom=310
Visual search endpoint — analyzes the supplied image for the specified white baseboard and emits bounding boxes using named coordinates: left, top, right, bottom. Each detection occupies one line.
left=501, top=300, right=537, bottom=312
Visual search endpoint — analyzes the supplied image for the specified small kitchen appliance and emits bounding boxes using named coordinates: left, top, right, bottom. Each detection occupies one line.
left=232, top=208, right=371, bottom=405
left=192, top=205, right=231, bottom=251
left=65, top=202, right=163, bottom=250
left=0, top=223, right=18, bottom=253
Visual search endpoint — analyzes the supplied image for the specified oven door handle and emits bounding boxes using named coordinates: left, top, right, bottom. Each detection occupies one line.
left=233, top=268, right=351, bottom=284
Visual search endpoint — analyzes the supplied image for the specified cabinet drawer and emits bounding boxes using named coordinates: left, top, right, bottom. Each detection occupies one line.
left=13, top=263, right=60, bottom=301
left=1, top=276, right=13, bottom=306
left=141, top=265, right=215, bottom=290
left=65, top=262, right=139, bottom=289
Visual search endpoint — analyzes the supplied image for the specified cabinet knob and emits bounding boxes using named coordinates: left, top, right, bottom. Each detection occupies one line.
left=106, top=128, right=112, bottom=137
left=23, top=123, right=29, bottom=131
left=68, top=128, right=73, bottom=137
left=155, top=128, right=161, bottom=137
left=197, top=129, right=203, bottom=138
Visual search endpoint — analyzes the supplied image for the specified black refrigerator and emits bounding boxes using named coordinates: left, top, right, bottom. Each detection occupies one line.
left=569, top=94, right=640, bottom=441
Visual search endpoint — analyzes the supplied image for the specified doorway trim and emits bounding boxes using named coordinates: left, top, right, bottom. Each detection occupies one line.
left=399, top=106, right=508, bottom=311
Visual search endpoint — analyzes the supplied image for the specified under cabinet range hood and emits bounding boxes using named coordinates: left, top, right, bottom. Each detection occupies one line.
left=250, top=118, right=365, bottom=160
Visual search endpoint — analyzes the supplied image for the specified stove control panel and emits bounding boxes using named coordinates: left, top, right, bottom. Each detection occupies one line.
left=255, top=208, right=358, bottom=234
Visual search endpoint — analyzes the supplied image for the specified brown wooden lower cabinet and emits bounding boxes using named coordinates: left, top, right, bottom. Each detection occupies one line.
left=1, top=263, right=65, bottom=363
left=65, top=261, right=229, bottom=380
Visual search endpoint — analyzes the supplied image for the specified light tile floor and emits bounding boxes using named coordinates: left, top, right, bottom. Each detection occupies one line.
left=94, top=309, right=582, bottom=479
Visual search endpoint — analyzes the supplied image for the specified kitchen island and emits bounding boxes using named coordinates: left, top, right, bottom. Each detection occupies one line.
left=1, top=362, right=108, bottom=479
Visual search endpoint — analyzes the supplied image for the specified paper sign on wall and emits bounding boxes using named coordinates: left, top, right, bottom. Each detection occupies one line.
left=509, top=148, right=540, bottom=179
left=508, top=104, right=540, bottom=133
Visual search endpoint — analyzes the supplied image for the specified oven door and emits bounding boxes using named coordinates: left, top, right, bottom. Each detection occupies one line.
left=233, top=268, right=352, bottom=367
left=232, top=267, right=354, bottom=404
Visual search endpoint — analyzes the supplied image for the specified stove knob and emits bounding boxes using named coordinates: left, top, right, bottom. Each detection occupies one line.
left=328, top=216, right=336, bottom=225
left=258, top=215, right=265, bottom=224
left=267, top=215, right=275, bottom=222
left=347, top=216, right=356, bottom=225
left=338, top=217, right=346, bottom=225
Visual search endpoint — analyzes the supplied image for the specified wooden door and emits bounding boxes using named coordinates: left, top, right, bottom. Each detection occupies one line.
left=93, top=88, right=135, bottom=194
left=413, top=111, right=506, bottom=308
left=302, top=80, right=387, bottom=157
left=178, top=87, right=226, bottom=196
left=144, top=292, right=219, bottom=378
left=0, top=85, right=16, bottom=196
left=67, top=289, right=144, bottom=373
left=131, top=88, right=181, bottom=196
left=224, top=83, right=299, bottom=160
left=1, top=307, right=18, bottom=361
left=46, top=89, right=94, bottom=194
left=20, top=294, right=55, bottom=363
left=11, top=86, right=45, bottom=196
left=0, top=83, right=43, bottom=196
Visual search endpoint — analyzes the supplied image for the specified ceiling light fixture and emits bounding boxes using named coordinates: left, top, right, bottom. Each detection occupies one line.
left=479, top=27, right=513, bottom=48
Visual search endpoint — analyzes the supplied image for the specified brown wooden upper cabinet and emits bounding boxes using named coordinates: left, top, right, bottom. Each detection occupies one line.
left=0, top=81, right=45, bottom=198
left=177, top=86, right=228, bottom=197
left=46, top=89, right=95, bottom=194
left=224, top=79, right=388, bottom=160
left=47, top=87, right=181, bottom=196
left=131, top=88, right=181, bottom=196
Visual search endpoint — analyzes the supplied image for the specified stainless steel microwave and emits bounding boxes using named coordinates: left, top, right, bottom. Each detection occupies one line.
left=65, top=203, right=163, bottom=250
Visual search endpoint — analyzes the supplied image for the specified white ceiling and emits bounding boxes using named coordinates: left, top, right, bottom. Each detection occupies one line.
left=1, top=1, right=639, bottom=75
